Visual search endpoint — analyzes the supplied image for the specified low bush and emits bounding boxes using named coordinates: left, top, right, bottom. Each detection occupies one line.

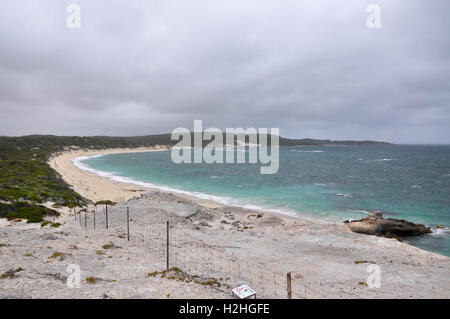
left=0, top=202, right=59, bottom=223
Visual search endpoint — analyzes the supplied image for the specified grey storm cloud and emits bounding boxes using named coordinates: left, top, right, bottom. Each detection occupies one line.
left=0, top=0, right=449, bottom=143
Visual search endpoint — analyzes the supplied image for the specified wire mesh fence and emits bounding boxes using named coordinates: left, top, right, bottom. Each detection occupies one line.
left=73, top=204, right=326, bottom=299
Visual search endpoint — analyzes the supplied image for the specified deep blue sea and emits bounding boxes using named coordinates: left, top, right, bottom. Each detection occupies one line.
left=79, top=145, right=450, bottom=256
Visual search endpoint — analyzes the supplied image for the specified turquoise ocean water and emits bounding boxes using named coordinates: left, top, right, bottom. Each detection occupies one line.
left=79, top=145, right=450, bottom=256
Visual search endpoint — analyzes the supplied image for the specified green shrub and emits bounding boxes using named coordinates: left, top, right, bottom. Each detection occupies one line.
left=1, top=267, right=23, bottom=279
left=0, top=202, right=59, bottom=223
left=48, top=252, right=64, bottom=259
left=86, top=276, right=98, bottom=284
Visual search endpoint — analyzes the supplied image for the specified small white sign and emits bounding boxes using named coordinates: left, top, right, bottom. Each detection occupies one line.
left=232, top=284, right=256, bottom=299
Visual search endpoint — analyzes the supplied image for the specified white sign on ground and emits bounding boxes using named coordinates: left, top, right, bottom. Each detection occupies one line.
left=232, top=284, right=256, bottom=299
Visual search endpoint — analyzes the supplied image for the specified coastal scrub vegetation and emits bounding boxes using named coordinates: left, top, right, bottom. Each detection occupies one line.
left=0, top=138, right=86, bottom=222
left=0, top=135, right=181, bottom=210
left=0, top=135, right=168, bottom=222
left=147, top=267, right=222, bottom=287
left=0, top=267, right=24, bottom=279
left=0, top=202, right=59, bottom=223
left=85, top=276, right=99, bottom=284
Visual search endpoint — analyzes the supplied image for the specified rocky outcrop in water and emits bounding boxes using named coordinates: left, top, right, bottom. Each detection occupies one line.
left=344, top=211, right=431, bottom=240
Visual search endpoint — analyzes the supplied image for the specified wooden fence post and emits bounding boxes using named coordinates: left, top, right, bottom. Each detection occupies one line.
left=166, top=221, right=170, bottom=270
left=127, top=206, right=130, bottom=241
left=105, top=204, right=108, bottom=229
left=287, top=272, right=292, bottom=299
left=84, top=211, right=87, bottom=228
left=94, top=211, right=96, bottom=229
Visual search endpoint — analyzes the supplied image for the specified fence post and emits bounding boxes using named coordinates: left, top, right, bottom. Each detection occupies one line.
left=105, top=204, right=108, bottom=229
left=127, top=206, right=130, bottom=241
left=287, top=272, right=292, bottom=299
left=84, top=211, right=87, bottom=228
left=94, top=211, right=96, bottom=229
left=166, top=221, right=170, bottom=270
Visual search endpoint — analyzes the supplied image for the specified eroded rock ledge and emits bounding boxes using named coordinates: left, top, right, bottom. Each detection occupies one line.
left=344, top=211, right=431, bottom=241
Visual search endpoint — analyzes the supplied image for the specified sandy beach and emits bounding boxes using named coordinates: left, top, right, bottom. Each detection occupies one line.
left=48, top=147, right=170, bottom=203
left=0, top=148, right=449, bottom=299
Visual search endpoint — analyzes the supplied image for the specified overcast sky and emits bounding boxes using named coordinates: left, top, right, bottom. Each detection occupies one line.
left=0, top=0, right=449, bottom=143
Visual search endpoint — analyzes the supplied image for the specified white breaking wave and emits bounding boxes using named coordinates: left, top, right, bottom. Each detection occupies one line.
left=72, top=156, right=114, bottom=177
left=337, top=193, right=353, bottom=198
left=314, top=183, right=329, bottom=187
left=430, top=226, right=450, bottom=237
left=374, top=158, right=397, bottom=161
left=349, top=209, right=371, bottom=214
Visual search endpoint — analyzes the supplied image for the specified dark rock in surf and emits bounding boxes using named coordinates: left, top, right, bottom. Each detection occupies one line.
left=346, top=211, right=431, bottom=239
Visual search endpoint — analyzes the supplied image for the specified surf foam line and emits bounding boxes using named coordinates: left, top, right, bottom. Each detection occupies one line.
left=72, top=155, right=305, bottom=219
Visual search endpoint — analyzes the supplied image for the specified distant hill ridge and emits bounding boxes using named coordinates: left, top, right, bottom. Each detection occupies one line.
left=0, top=134, right=392, bottom=150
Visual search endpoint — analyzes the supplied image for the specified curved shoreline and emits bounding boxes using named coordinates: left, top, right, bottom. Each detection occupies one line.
left=71, top=152, right=309, bottom=220
left=50, top=147, right=323, bottom=226
left=50, top=147, right=450, bottom=230
left=50, top=148, right=450, bottom=251
left=49, top=147, right=169, bottom=203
